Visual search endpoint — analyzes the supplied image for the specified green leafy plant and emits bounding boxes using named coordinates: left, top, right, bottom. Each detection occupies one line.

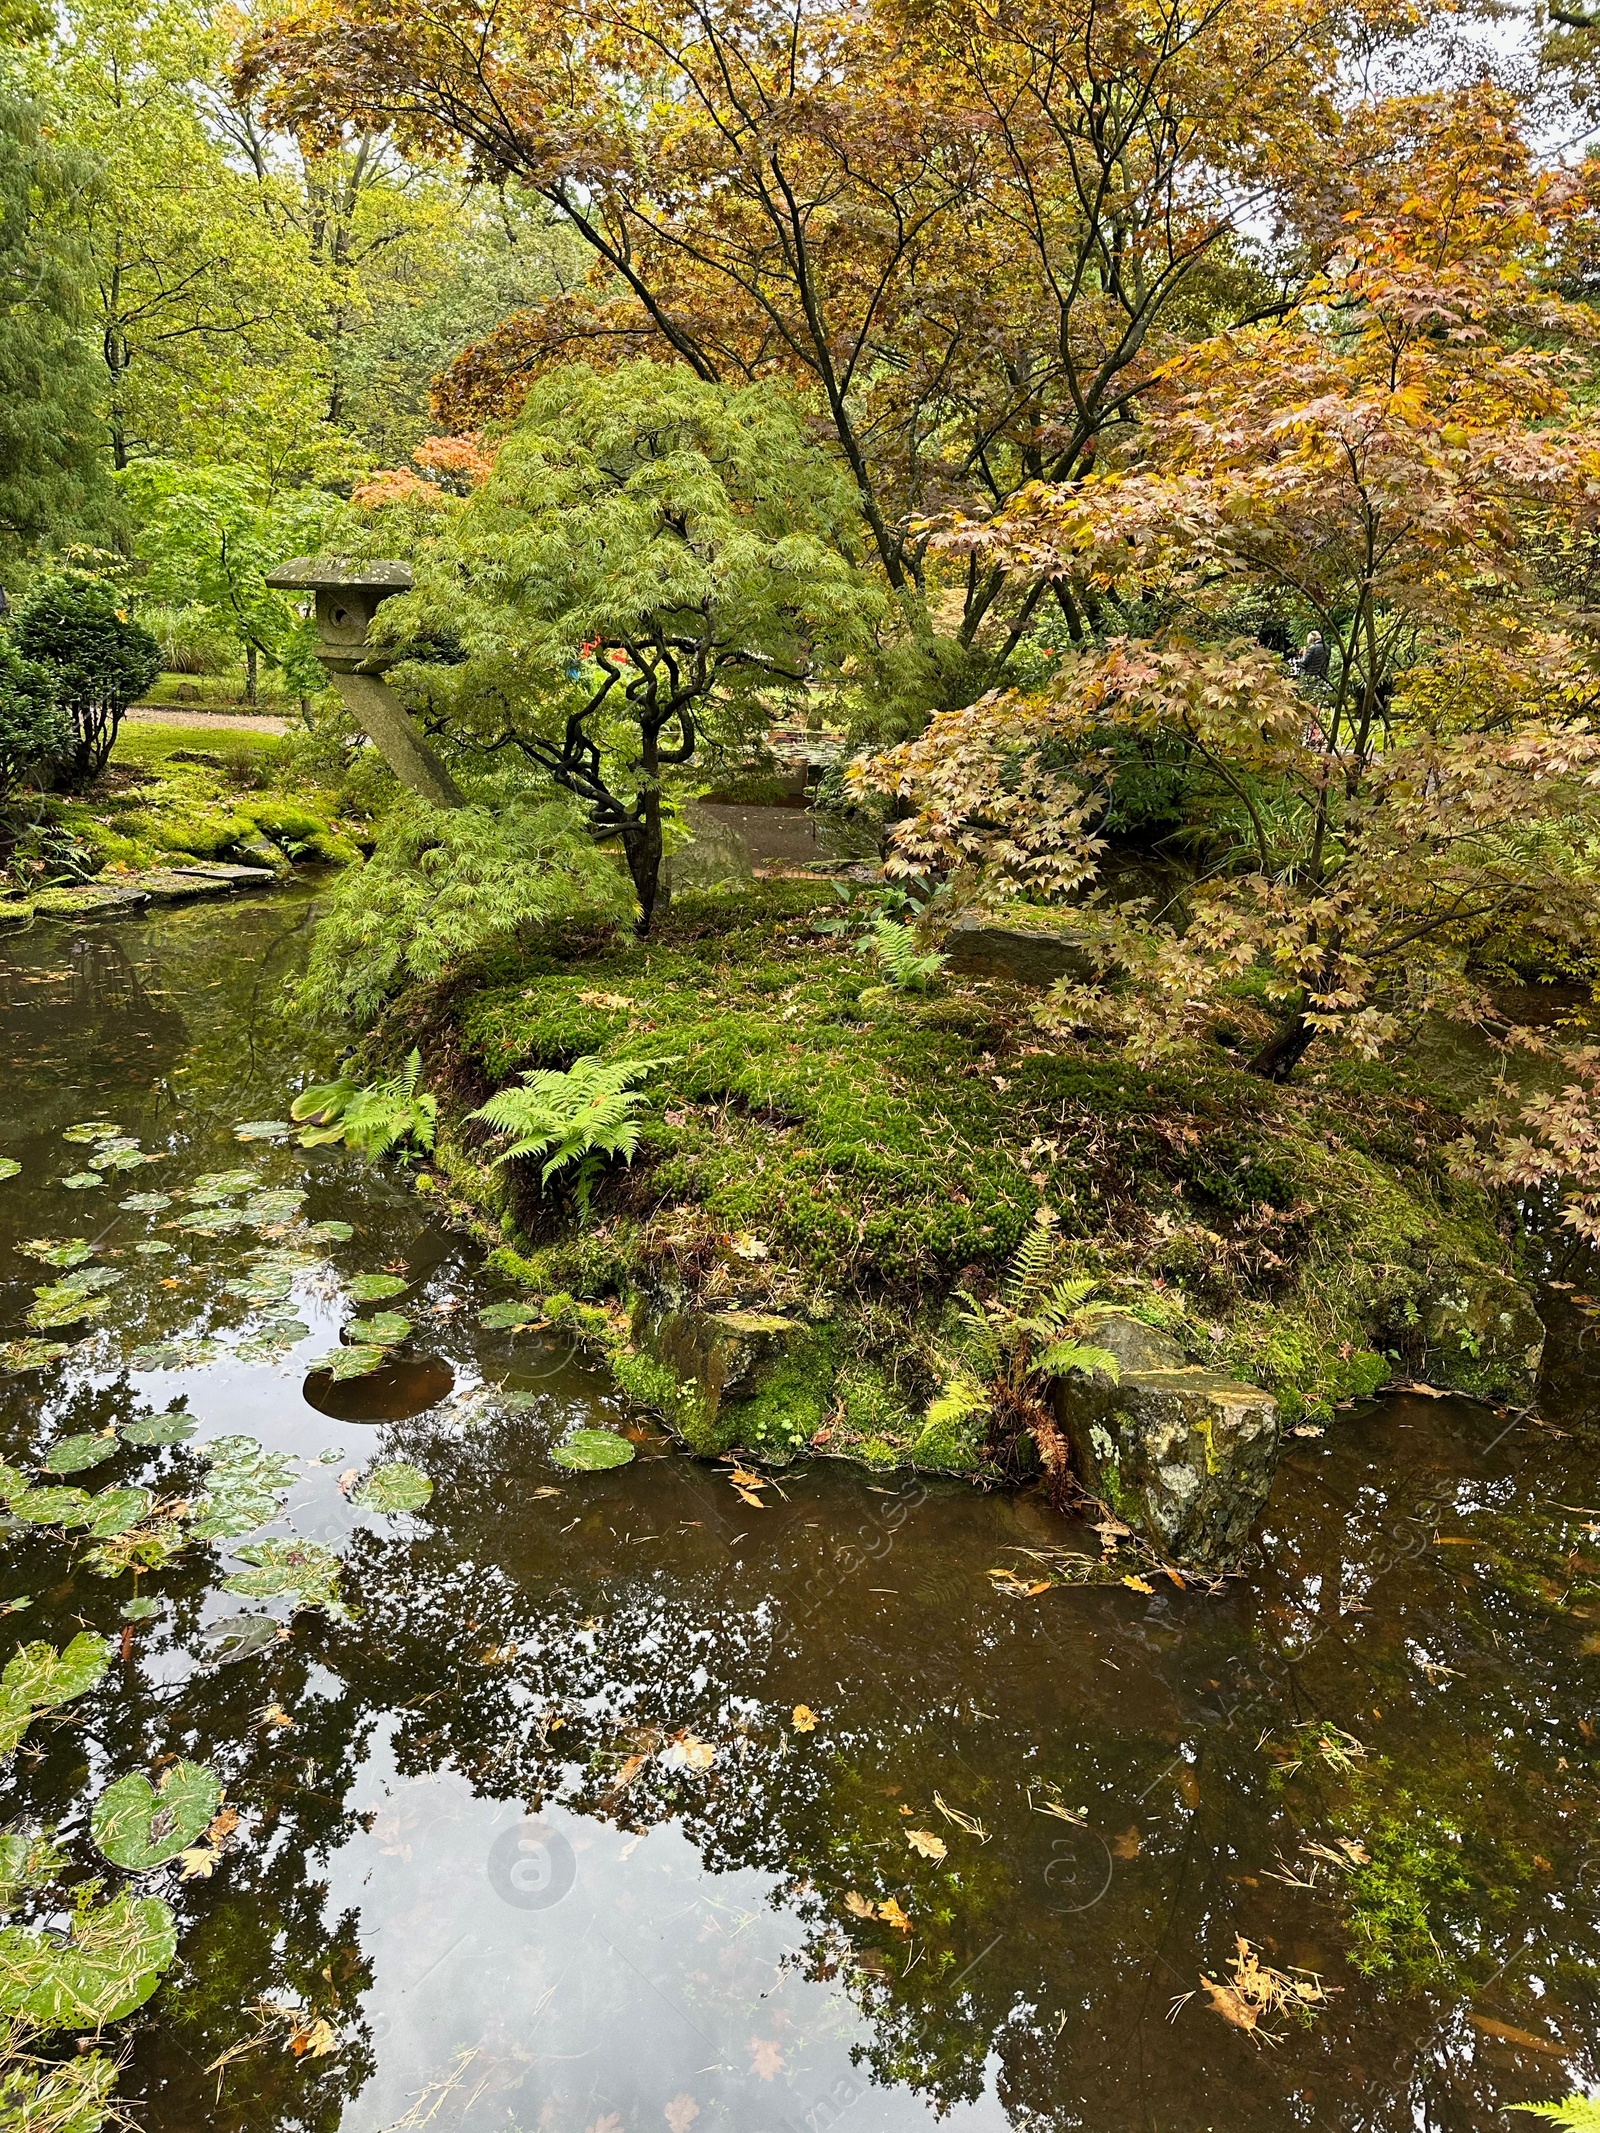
left=91, top=1761, right=221, bottom=1871
left=0, top=635, right=66, bottom=810
left=290, top=1049, right=438, bottom=1160
left=470, top=1054, right=672, bottom=1215
left=860, top=916, right=947, bottom=993
left=12, top=575, right=160, bottom=790
left=1514, top=2102, right=1600, bottom=2130
left=0, top=1632, right=109, bottom=1757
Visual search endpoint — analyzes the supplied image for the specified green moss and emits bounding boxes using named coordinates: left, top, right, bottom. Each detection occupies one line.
left=609, top=1346, right=717, bottom=1450
left=723, top=1330, right=840, bottom=1460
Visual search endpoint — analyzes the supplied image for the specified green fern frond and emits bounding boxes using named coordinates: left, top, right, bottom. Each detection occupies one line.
left=470, top=1055, right=675, bottom=1215
left=1035, top=1339, right=1120, bottom=1383
left=858, top=918, right=947, bottom=993
left=1001, top=1221, right=1059, bottom=1314
left=288, top=1051, right=436, bottom=1159
left=1513, top=2103, right=1600, bottom=2131
left=925, top=1369, right=992, bottom=1431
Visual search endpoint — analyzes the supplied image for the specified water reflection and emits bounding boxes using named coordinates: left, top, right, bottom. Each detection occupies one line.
left=1, top=894, right=1598, bottom=2133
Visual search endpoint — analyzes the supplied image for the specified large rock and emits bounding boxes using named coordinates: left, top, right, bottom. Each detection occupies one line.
left=1420, top=1267, right=1544, bottom=1398
left=632, top=1301, right=801, bottom=1439
left=1053, top=1313, right=1280, bottom=1567
left=941, top=912, right=1095, bottom=988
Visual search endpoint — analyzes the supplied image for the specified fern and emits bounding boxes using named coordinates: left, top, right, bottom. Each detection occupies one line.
left=289, top=1050, right=437, bottom=1160
left=1514, top=2104, right=1600, bottom=2131
left=470, top=1055, right=673, bottom=1215
left=858, top=917, right=947, bottom=993
left=924, top=1368, right=992, bottom=1432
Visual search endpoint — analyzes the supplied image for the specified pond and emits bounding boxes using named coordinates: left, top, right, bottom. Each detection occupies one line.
left=1, top=886, right=1599, bottom=2132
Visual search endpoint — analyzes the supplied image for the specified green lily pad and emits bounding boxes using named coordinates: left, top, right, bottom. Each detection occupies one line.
left=478, top=1300, right=546, bottom=1331
left=306, top=1220, right=354, bottom=1244
left=187, top=1169, right=262, bottom=1199
left=0, top=1159, right=20, bottom=1183
left=0, top=1340, right=72, bottom=1374
left=190, top=1436, right=297, bottom=1541
left=353, top=1462, right=433, bottom=1513
left=119, top=1193, right=171, bottom=1213
left=40, top=1433, right=118, bottom=1474
left=241, top=1188, right=306, bottom=1224
left=61, top=1172, right=104, bottom=1191
left=0, top=1829, right=66, bottom=1910
left=10, top=1488, right=93, bottom=1528
left=19, top=1238, right=93, bottom=1269
left=223, top=1539, right=343, bottom=1615
left=91, top=1760, right=222, bottom=1871
left=235, top=1318, right=310, bottom=1362
left=223, top=1272, right=294, bottom=1304
left=119, top=1413, right=196, bottom=1446
left=135, top=1240, right=174, bottom=1256
left=120, top=1598, right=161, bottom=1621
left=348, top=1273, right=407, bottom=1302
left=61, top=1122, right=119, bottom=1143
left=201, top=1612, right=282, bottom=1665
left=128, top=1338, right=224, bottom=1371
left=28, top=1285, right=112, bottom=1330
left=0, top=1889, right=177, bottom=2027
left=354, top=1311, right=411, bottom=1346
left=176, top=1207, right=246, bottom=1235
left=0, top=1631, right=111, bottom=1755
left=86, top=1487, right=154, bottom=1539
left=551, top=1430, right=636, bottom=1472
left=308, top=1345, right=388, bottom=1381
left=233, top=1120, right=291, bottom=1140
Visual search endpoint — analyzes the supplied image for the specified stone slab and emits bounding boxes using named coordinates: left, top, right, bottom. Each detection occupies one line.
left=941, top=912, right=1095, bottom=988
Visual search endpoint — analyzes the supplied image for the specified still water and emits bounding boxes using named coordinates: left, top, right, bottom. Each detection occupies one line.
left=1, top=887, right=1598, bottom=2132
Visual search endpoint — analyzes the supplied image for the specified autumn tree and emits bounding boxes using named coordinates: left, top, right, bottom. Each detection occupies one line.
left=857, top=90, right=1600, bottom=1099
left=237, top=0, right=1364, bottom=705
left=370, top=361, right=881, bottom=930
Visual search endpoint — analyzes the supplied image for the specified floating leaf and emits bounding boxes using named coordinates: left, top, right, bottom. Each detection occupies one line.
left=551, top=1429, right=635, bottom=1472
left=201, top=1613, right=282, bottom=1665
left=128, top=1337, right=224, bottom=1371
left=92, top=1146, right=151, bottom=1173
left=0, top=1889, right=177, bottom=2027
left=92, top=1761, right=223, bottom=1870
left=135, top=1240, right=174, bottom=1256
left=28, top=1285, right=111, bottom=1330
left=119, top=1413, right=196, bottom=1446
left=223, top=1539, right=343, bottom=1615
left=10, top=1488, right=93, bottom=1529
left=19, top=1238, right=93, bottom=1269
left=0, top=1830, right=67, bottom=1911
left=0, top=1632, right=111, bottom=1756
left=186, top=1170, right=261, bottom=1201
left=191, top=1437, right=296, bottom=1540
left=353, top=1463, right=433, bottom=1513
left=120, top=1599, right=161, bottom=1622
left=61, top=1121, right=119, bottom=1143
left=905, top=1828, right=947, bottom=1861
left=60, top=1172, right=104, bottom=1191
left=0, top=1159, right=19, bottom=1182
left=0, top=1340, right=71, bottom=1374
left=307, top=1345, right=387, bottom=1382
left=478, top=1300, right=545, bottom=1330
left=348, top=1273, right=407, bottom=1302
left=233, top=1120, right=291, bottom=1140
left=176, top=1206, right=246, bottom=1235
left=306, top=1220, right=353, bottom=1244
left=353, top=1311, right=410, bottom=1346
left=40, top=1433, right=117, bottom=1475
left=241, top=1188, right=305, bottom=1224
left=119, top=1192, right=171, bottom=1213
left=792, top=1705, right=818, bottom=1732
left=86, top=1488, right=154, bottom=1539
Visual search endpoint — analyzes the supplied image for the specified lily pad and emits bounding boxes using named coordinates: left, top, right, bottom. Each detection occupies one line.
left=354, top=1311, right=411, bottom=1346
left=120, top=1598, right=161, bottom=1622
left=19, top=1239, right=93, bottom=1269
left=233, top=1120, right=291, bottom=1141
left=176, top=1207, right=246, bottom=1235
left=306, top=1220, right=354, bottom=1244
left=40, top=1433, right=118, bottom=1474
left=191, top=1436, right=297, bottom=1541
left=478, top=1300, right=545, bottom=1331
left=61, top=1172, right=104, bottom=1191
left=223, top=1539, right=343, bottom=1615
left=135, top=1241, right=175, bottom=1256
left=61, top=1122, right=119, bottom=1143
left=91, top=1760, right=222, bottom=1871
left=348, top=1273, right=407, bottom=1302
left=201, top=1612, right=282, bottom=1665
left=129, top=1337, right=224, bottom=1371
left=119, top=1412, right=196, bottom=1446
left=10, top=1488, right=93, bottom=1528
left=308, top=1344, right=387, bottom=1382
left=86, top=1487, right=154, bottom=1539
left=241, top=1188, right=306, bottom=1224
left=0, top=1159, right=20, bottom=1183
left=353, top=1462, right=433, bottom=1513
left=0, top=1889, right=177, bottom=2027
left=551, top=1429, right=636, bottom=1473
left=186, top=1170, right=262, bottom=1201
left=223, top=1273, right=294, bottom=1304
left=234, top=1318, right=310, bottom=1362
left=119, top=1193, right=172, bottom=1213
left=0, top=1631, right=111, bottom=1755
left=0, top=1340, right=72, bottom=1374
left=28, top=1285, right=112, bottom=1330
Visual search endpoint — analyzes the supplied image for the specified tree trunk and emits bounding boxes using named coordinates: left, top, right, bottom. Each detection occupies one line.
left=1248, top=1011, right=1318, bottom=1083
left=244, top=645, right=259, bottom=705
left=626, top=782, right=667, bottom=936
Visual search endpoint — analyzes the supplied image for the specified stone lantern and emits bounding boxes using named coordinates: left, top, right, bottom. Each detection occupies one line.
left=265, top=556, right=463, bottom=809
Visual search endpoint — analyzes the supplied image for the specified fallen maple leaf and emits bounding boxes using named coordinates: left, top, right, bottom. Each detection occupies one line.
left=176, top=1846, right=218, bottom=1881
left=1111, top=1825, right=1142, bottom=1859
left=792, top=1705, right=818, bottom=1732
left=1198, top=1975, right=1258, bottom=2032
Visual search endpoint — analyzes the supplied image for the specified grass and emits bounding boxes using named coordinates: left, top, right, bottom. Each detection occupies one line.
left=417, top=881, right=1534, bottom=1460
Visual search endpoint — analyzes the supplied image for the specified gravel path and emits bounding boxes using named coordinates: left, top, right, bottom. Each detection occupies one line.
left=126, top=706, right=292, bottom=734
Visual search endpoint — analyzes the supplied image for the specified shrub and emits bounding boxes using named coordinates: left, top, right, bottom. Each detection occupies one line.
left=0, top=635, right=66, bottom=806
left=13, top=576, right=160, bottom=789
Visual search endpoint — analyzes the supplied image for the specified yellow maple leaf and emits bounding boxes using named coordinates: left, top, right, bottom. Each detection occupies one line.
left=792, top=1704, right=818, bottom=1731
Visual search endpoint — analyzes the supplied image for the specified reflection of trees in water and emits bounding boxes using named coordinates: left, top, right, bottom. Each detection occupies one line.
left=5, top=1384, right=1600, bottom=2130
